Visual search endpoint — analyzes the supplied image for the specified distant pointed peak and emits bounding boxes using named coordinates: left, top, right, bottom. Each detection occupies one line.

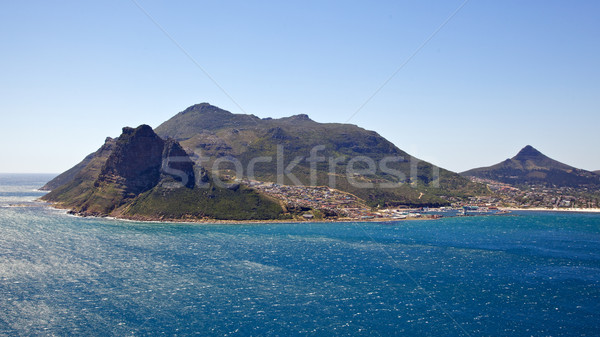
left=513, top=145, right=545, bottom=159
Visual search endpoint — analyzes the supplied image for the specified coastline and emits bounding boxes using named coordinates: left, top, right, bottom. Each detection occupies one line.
left=36, top=200, right=600, bottom=227
left=39, top=199, right=434, bottom=225
left=500, top=207, right=600, bottom=213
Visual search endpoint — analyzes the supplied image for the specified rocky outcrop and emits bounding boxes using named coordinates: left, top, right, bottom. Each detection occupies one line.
left=98, top=125, right=165, bottom=195
left=160, top=138, right=195, bottom=189
left=42, top=124, right=284, bottom=220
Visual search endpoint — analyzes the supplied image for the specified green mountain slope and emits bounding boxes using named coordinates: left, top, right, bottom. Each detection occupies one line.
left=155, top=103, right=487, bottom=206
left=461, top=145, right=600, bottom=188
left=42, top=125, right=285, bottom=220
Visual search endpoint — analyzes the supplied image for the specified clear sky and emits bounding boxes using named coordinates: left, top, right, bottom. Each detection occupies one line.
left=1, top=0, right=598, bottom=174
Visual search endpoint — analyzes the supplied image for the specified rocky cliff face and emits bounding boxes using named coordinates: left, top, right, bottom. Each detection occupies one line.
left=99, top=125, right=166, bottom=196
left=160, top=138, right=196, bottom=189
left=42, top=124, right=283, bottom=220
left=43, top=125, right=190, bottom=214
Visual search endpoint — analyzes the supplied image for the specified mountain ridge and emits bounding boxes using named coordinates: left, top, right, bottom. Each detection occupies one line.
left=154, top=103, right=487, bottom=207
left=461, top=145, right=600, bottom=188
left=42, top=102, right=491, bottom=221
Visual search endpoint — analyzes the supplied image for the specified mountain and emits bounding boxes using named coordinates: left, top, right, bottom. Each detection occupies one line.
left=154, top=103, right=487, bottom=206
left=43, top=103, right=489, bottom=219
left=461, top=145, right=600, bottom=188
left=42, top=125, right=285, bottom=221
left=595, top=171, right=600, bottom=175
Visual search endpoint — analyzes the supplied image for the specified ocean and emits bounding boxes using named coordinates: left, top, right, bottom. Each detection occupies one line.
left=0, top=174, right=599, bottom=336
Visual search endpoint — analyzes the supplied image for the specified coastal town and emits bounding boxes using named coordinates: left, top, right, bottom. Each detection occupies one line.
left=242, top=179, right=495, bottom=221
left=238, top=177, right=600, bottom=221
left=468, top=177, right=600, bottom=209
left=243, top=179, right=374, bottom=219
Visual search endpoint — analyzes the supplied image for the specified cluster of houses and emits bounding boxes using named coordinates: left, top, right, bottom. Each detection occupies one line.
left=468, top=177, right=599, bottom=209
left=238, top=176, right=600, bottom=220
left=243, top=180, right=374, bottom=219
left=243, top=179, right=450, bottom=220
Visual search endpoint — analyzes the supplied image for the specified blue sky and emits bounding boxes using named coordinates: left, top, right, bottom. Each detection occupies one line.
left=1, top=1, right=598, bottom=173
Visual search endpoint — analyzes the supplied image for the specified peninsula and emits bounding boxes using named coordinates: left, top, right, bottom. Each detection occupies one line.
left=41, top=103, right=485, bottom=221
left=42, top=104, right=599, bottom=221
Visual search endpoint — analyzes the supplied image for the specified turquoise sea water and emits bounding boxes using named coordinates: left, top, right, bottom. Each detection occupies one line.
left=1, top=174, right=599, bottom=336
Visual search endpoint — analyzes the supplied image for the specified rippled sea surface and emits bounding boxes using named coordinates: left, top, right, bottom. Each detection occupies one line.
left=1, top=174, right=599, bottom=336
